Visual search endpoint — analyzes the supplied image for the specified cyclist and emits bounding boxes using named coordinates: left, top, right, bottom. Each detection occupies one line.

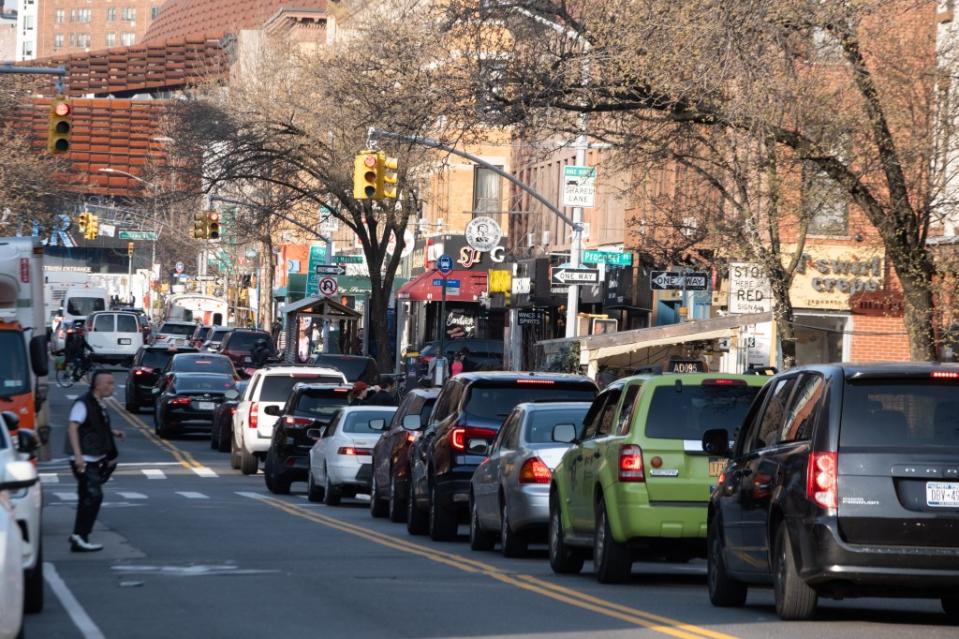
left=63, top=322, right=94, bottom=378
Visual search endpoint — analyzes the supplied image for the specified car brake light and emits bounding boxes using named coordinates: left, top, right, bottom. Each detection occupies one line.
left=702, top=378, right=747, bottom=386
left=519, top=457, right=552, bottom=484
left=133, top=367, right=154, bottom=376
left=931, top=370, right=959, bottom=379
left=338, top=447, right=372, bottom=456
left=406, top=432, right=417, bottom=443
left=806, top=451, right=838, bottom=509
left=619, top=444, right=645, bottom=482
left=229, top=407, right=236, bottom=415
left=516, top=378, right=555, bottom=385
left=449, top=426, right=498, bottom=452
left=169, top=397, right=191, bottom=406
left=284, top=416, right=313, bottom=427
left=249, top=402, right=259, bottom=429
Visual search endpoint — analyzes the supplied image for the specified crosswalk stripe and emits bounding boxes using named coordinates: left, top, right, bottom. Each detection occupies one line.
left=191, top=466, right=218, bottom=478
left=142, top=469, right=166, bottom=480
left=40, top=473, right=60, bottom=484
left=176, top=492, right=209, bottom=500
left=236, top=491, right=267, bottom=500
left=54, top=492, right=77, bottom=501
left=116, top=492, right=147, bottom=500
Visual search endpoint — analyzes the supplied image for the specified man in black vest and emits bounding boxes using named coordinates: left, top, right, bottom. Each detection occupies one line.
left=66, top=370, right=124, bottom=552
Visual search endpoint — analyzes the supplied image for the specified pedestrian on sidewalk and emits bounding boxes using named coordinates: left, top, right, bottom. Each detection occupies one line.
left=65, top=370, right=125, bottom=552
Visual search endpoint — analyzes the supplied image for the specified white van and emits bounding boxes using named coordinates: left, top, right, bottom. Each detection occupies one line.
left=85, top=311, right=144, bottom=365
left=52, top=287, right=109, bottom=352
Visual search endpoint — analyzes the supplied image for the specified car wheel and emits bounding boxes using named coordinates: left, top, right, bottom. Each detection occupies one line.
left=23, top=542, right=43, bottom=614
left=369, top=474, right=388, bottom=518
left=217, top=423, right=232, bottom=453
left=773, top=524, right=818, bottom=620
left=428, top=482, right=457, bottom=541
left=469, top=494, right=495, bottom=551
left=707, top=517, right=748, bottom=607
left=307, top=470, right=324, bottom=502
left=264, top=449, right=290, bottom=494
left=210, top=423, right=220, bottom=449
left=942, top=596, right=959, bottom=619
left=594, top=496, right=631, bottom=584
left=406, top=478, right=428, bottom=535
left=239, top=445, right=259, bottom=476
left=125, top=387, right=138, bottom=413
left=323, top=472, right=341, bottom=506
left=388, top=473, right=406, bottom=523
left=500, top=499, right=527, bottom=558
left=230, top=434, right=241, bottom=469
left=548, top=492, right=584, bottom=575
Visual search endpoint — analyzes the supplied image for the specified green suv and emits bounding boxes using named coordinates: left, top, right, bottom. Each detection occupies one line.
left=548, top=373, right=765, bottom=582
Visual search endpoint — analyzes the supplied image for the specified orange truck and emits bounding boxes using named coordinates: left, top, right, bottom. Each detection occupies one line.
left=0, top=238, right=50, bottom=442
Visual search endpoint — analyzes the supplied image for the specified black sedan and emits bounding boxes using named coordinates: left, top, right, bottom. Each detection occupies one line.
left=153, top=372, right=238, bottom=439
left=125, top=345, right=199, bottom=412
left=159, top=352, right=239, bottom=379
left=210, top=379, right=249, bottom=452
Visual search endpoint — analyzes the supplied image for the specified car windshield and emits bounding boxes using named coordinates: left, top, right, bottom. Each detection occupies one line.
left=295, top=391, right=351, bottom=420
left=525, top=407, right=590, bottom=445
left=312, top=356, right=374, bottom=381
left=67, top=296, right=105, bottom=316
left=174, top=374, right=235, bottom=392
left=260, top=375, right=344, bottom=402
left=464, top=383, right=596, bottom=421
left=227, top=332, right=268, bottom=351
left=343, top=410, right=397, bottom=434
left=645, top=384, right=760, bottom=440
left=160, top=323, right=195, bottom=336
left=840, top=380, right=959, bottom=448
left=172, top=355, right=235, bottom=375
left=0, top=331, right=29, bottom=397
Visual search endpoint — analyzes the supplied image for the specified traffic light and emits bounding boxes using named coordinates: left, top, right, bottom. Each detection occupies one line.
left=76, top=212, right=88, bottom=236
left=85, top=214, right=98, bottom=240
left=353, top=151, right=379, bottom=200
left=47, top=97, right=72, bottom=154
left=193, top=211, right=206, bottom=239
left=378, top=154, right=398, bottom=199
left=206, top=211, right=220, bottom=240
left=127, top=242, right=134, bottom=257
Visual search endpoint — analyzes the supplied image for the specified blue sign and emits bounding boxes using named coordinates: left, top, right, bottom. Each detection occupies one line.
left=433, top=279, right=461, bottom=287
left=437, top=254, right=454, bottom=274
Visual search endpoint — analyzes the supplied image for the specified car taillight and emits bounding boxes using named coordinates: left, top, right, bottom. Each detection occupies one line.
left=133, top=367, right=155, bottom=376
left=406, top=432, right=417, bottom=443
left=702, top=378, right=747, bottom=386
left=338, top=447, right=372, bottom=456
left=449, top=426, right=498, bottom=452
left=806, top=451, right=838, bottom=509
left=169, top=397, right=191, bottom=406
left=249, top=402, right=259, bottom=429
left=284, top=416, right=313, bottom=427
left=229, top=407, right=237, bottom=415
left=931, top=370, right=959, bottom=379
left=519, top=457, right=552, bottom=484
left=619, top=444, right=645, bottom=482
left=516, top=378, right=556, bottom=385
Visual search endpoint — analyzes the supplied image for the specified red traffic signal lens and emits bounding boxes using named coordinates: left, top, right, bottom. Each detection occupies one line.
left=53, top=102, right=71, bottom=117
left=208, top=212, right=219, bottom=222
left=363, top=155, right=377, bottom=168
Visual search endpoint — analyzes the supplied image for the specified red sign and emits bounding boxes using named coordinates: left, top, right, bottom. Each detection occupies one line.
left=19, top=258, right=29, bottom=283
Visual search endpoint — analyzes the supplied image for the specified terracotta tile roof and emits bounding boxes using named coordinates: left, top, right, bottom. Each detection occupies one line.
left=144, top=0, right=329, bottom=44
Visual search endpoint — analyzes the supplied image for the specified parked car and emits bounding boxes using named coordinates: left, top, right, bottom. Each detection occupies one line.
left=408, top=372, right=597, bottom=540
left=263, top=383, right=353, bottom=494
left=202, top=326, right=233, bottom=352
left=0, top=412, right=42, bottom=614
left=210, top=380, right=249, bottom=453
left=231, top=366, right=348, bottom=475
left=152, top=320, right=197, bottom=347
left=153, top=372, right=238, bottom=438
left=217, top=328, right=272, bottom=368
left=308, top=353, right=380, bottom=385
left=190, top=325, right=214, bottom=349
left=470, top=402, right=592, bottom=557
left=548, top=373, right=764, bottom=583
left=414, top=338, right=504, bottom=374
left=703, top=363, right=959, bottom=621
left=369, top=388, right=439, bottom=521
left=125, top=345, right=199, bottom=412
left=307, top=406, right=398, bottom=505
left=84, top=310, right=144, bottom=366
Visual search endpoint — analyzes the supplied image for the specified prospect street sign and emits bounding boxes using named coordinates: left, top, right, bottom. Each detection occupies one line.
left=550, top=266, right=600, bottom=285
left=582, top=249, right=633, bottom=266
left=649, top=271, right=710, bottom=291
left=333, top=255, right=364, bottom=264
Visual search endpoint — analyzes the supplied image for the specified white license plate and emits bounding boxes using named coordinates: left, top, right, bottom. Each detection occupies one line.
left=196, top=402, right=215, bottom=411
left=118, top=338, right=131, bottom=345
left=926, top=482, right=959, bottom=507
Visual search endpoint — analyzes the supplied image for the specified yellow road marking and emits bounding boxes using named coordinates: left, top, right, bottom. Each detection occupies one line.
left=106, top=398, right=202, bottom=469
left=251, top=494, right=737, bottom=639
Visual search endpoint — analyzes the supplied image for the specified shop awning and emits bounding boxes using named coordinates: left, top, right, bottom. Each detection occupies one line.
left=397, top=269, right=488, bottom=303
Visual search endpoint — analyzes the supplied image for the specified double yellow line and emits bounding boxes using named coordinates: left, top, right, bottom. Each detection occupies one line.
left=106, top=397, right=204, bottom=470
left=254, top=495, right=737, bottom=639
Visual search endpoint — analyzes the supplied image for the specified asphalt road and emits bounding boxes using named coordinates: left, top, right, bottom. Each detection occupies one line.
left=24, top=371, right=957, bottom=638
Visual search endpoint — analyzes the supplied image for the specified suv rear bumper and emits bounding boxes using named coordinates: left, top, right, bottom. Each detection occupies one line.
left=796, top=519, right=959, bottom=596
left=611, top=484, right=709, bottom=541
left=433, top=472, right=474, bottom=514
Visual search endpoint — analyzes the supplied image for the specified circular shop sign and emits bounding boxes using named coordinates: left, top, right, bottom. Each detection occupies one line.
left=465, top=216, right=503, bottom=253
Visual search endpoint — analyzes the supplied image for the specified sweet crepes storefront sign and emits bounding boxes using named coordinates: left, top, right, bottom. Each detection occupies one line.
left=789, top=246, right=885, bottom=311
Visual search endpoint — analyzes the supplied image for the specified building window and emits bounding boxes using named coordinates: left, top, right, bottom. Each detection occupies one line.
left=473, top=167, right=503, bottom=216
left=802, top=163, right=849, bottom=236
left=121, top=32, right=135, bottom=46
left=151, top=6, right=160, bottom=19
left=77, top=8, right=91, bottom=23
left=53, top=34, right=64, bottom=49
left=55, top=9, right=64, bottom=24
left=105, top=32, right=116, bottom=47
left=106, top=8, right=117, bottom=22
left=24, top=15, right=34, bottom=29
left=122, top=7, right=136, bottom=21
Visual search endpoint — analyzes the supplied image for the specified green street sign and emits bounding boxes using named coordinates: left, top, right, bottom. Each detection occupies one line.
left=333, top=255, right=364, bottom=264
left=118, top=230, right=157, bottom=241
left=583, top=249, right=632, bottom=266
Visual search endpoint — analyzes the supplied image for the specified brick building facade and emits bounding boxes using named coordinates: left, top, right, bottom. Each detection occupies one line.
left=34, top=0, right=162, bottom=58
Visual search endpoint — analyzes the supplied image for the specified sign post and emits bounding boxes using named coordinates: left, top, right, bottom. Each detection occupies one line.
left=435, top=255, right=454, bottom=381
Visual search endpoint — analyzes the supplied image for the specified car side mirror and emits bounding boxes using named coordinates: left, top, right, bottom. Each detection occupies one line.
left=17, top=428, right=39, bottom=458
left=307, top=427, right=325, bottom=440
left=2, top=411, right=20, bottom=432
left=369, top=419, right=387, bottom=432
left=402, top=415, right=422, bottom=431
left=263, top=405, right=281, bottom=416
left=552, top=423, right=577, bottom=444
left=0, top=459, right=38, bottom=492
left=702, top=428, right=732, bottom=457
left=224, top=389, right=240, bottom=401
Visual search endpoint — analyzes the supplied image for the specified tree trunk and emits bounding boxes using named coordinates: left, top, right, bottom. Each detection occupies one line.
left=368, top=286, right=392, bottom=373
left=768, top=264, right=798, bottom=370
left=259, top=235, right=274, bottom=330
left=892, top=250, right=937, bottom=361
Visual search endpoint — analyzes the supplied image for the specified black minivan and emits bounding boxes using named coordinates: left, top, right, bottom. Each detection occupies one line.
left=703, top=363, right=959, bottom=620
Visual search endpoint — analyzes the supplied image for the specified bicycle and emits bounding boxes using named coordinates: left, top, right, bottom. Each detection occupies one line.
left=55, top=354, right=93, bottom=388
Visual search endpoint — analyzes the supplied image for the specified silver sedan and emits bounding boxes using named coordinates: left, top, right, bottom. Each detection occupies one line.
left=469, top=402, right=590, bottom=557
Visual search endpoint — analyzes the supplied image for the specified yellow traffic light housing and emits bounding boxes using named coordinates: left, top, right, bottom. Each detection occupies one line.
left=47, top=97, right=72, bottom=154
left=193, top=211, right=206, bottom=239
left=85, top=214, right=99, bottom=240
left=379, top=154, right=398, bottom=199
left=76, top=212, right=88, bottom=236
left=353, top=151, right=379, bottom=200
left=207, top=211, right=220, bottom=240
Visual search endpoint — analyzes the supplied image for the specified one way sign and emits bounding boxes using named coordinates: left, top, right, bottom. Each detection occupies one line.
left=313, top=264, right=347, bottom=276
left=550, top=266, right=600, bottom=285
left=649, top=271, right=710, bottom=291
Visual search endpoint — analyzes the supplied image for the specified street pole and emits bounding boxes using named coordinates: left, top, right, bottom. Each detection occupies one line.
left=566, top=120, right=588, bottom=339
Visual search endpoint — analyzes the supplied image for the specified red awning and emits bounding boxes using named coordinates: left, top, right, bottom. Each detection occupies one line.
left=397, top=270, right=488, bottom=303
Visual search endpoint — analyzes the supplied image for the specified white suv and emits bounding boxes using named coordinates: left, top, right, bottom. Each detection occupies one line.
left=86, top=311, right=144, bottom=366
left=231, top=366, right=347, bottom=475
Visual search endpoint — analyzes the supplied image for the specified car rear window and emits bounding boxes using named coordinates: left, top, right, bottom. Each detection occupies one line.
left=173, top=356, right=235, bottom=375
left=160, top=323, right=195, bottom=336
left=141, top=350, right=176, bottom=369
left=175, top=374, right=236, bottom=392
left=343, top=410, right=397, bottom=434
left=259, top=375, right=344, bottom=402
left=67, top=297, right=105, bottom=316
left=227, top=332, right=268, bottom=351
left=464, top=383, right=596, bottom=422
left=294, top=390, right=351, bottom=420
left=525, top=407, right=590, bottom=444
left=644, top=383, right=760, bottom=440
left=209, top=328, right=231, bottom=342
left=840, top=379, right=959, bottom=448
left=194, top=326, right=211, bottom=340
left=117, top=314, right=139, bottom=333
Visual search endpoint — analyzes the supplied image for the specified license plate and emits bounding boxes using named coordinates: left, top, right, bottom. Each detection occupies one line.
left=926, top=481, right=959, bottom=507
left=196, top=402, right=215, bottom=411
left=118, top=338, right=131, bottom=345
left=708, top=458, right=727, bottom=477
